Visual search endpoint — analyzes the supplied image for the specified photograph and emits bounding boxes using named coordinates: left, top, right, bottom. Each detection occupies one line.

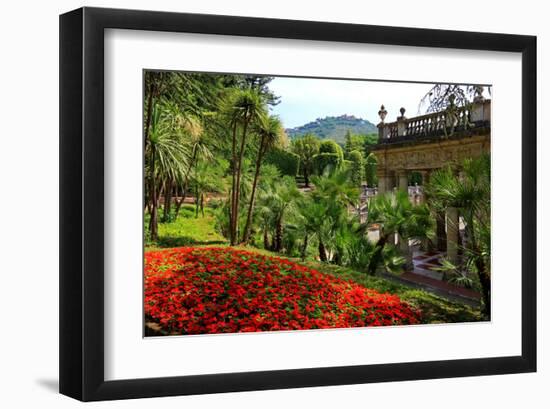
left=143, top=72, right=492, bottom=337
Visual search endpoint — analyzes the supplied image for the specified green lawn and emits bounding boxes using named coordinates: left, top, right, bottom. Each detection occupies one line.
left=145, top=204, right=483, bottom=324
left=145, top=205, right=227, bottom=250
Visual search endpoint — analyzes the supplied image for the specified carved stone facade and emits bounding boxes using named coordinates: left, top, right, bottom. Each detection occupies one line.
left=370, top=98, right=491, bottom=267
left=374, top=134, right=490, bottom=176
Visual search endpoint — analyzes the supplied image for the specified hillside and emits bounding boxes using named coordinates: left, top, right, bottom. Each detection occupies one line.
left=286, top=114, right=377, bottom=143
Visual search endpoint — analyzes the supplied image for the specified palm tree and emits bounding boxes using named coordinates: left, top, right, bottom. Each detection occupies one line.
left=257, top=177, right=301, bottom=252
left=173, top=127, right=212, bottom=219
left=189, top=162, right=224, bottom=218
left=426, top=154, right=491, bottom=316
left=145, top=102, right=189, bottom=240
left=241, top=115, right=283, bottom=243
left=297, top=170, right=359, bottom=262
left=291, top=133, right=320, bottom=187
left=223, top=89, right=266, bottom=245
left=297, top=198, right=333, bottom=262
left=365, top=190, right=432, bottom=275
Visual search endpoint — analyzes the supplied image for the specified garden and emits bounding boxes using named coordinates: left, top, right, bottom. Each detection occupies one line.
left=143, top=71, right=489, bottom=336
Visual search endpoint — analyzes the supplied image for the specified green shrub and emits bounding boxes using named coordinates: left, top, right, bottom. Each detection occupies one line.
left=264, top=148, right=300, bottom=177
left=312, top=152, right=341, bottom=175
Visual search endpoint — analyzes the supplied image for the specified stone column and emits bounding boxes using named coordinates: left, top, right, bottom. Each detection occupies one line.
left=377, top=105, right=388, bottom=143
left=397, top=170, right=408, bottom=192
left=418, top=170, right=429, bottom=204
left=378, top=173, right=390, bottom=194
left=399, top=234, right=413, bottom=270
left=446, top=207, right=459, bottom=265
left=396, top=170, right=411, bottom=265
left=396, top=107, right=407, bottom=136
left=435, top=210, right=447, bottom=251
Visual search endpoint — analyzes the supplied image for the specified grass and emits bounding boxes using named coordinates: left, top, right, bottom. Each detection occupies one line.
left=145, top=205, right=227, bottom=250
left=145, top=204, right=484, bottom=324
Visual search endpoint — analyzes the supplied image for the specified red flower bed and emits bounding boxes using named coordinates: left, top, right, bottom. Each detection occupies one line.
left=145, top=247, right=420, bottom=335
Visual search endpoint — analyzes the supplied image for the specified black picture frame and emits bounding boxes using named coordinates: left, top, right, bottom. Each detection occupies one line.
left=59, top=6, right=537, bottom=402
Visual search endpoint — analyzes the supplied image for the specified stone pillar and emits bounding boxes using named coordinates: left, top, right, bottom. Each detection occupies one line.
left=417, top=170, right=429, bottom=250
left=435, top=210, right=447, bottom=251
left=397, top=170, right=408, bottom=192
left=446, top=207, right=459, bottom=265
left=418, top=170, right=429, bottom=204
left=396, top=107, right=407, bottom=136
left=377, top=105, right=388, bottom=143
left=396, top=170, right=411, bottom=264
left=399, top=234, right=413, bottom=270
left=378, top=173, right=390, bottom=194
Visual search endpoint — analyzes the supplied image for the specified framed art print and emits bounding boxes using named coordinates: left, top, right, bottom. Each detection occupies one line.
left=59, top=7, right=537, bottom=401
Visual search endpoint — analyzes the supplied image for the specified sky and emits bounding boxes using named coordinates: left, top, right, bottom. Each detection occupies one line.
left=268, top=76, right=458, bottom=129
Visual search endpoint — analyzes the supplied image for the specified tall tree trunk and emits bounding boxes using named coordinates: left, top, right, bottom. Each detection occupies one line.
left=477, top=266, right=491, bottom=318
left=175, top=147, right=199, bottom=219
left=436, top=210, right=447, bottom=251
left=275, top=217, right=283, bottom=252
left=229, top=122, right=238, bottom=245
left=242, top=136, right=266, bottom=243
left=466, top=213, right=491, bottom=317
left=318, top=239, right=327, bottom=262
left=148, top=145, right=159, bottom=241
left=232, top=116, right=251, bottom=245
left=301, top=234, right=308, bottom=261
left=195, top=187, right=200, bottom=218
left=263, top=227, right=270, bottom=250
left=200, top=193, right=205, bottom=217
left=304, top=169, right=309, bottom=188
left=163, top=179, right=173, bottom=222
left=144, top=80, right=155, bottom=149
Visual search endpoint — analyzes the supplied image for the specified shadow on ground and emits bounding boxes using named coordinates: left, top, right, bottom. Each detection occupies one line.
left=36, top=378, right=58, bottom=393
left=155, top=236, right=227, bottom=248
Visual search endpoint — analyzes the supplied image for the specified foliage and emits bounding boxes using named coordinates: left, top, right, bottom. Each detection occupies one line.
left=363, top=133, right=379, bottom=156
left=419, top=84, right=491, bottom=113
left=426, top=154, right=491, bottom=316
left=144, top=247, right=421, bottom=335
left=365, top=191, right=433, bottom=275
left=145, top=205, right=227, bottom=248
left=312, top=152, right=341, bottom=175
left=348, top=149, right=364, bottom=187
left=291, top=133, right=320, bottom=187
left=286, top=115, right=377, bottom=143
left=264, top=147, right=300, bottom=177
left=364, top=152, right=378, bottom=187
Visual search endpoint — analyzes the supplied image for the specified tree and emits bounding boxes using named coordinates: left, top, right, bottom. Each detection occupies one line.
left=257, top=177, right=302, bottom=252
left=348, top=150, right=364, bottom=187
left=364, top=152, right=378, bottom=187
left=420, top=84, right=491, bottom=113
left=223, top=88, right=267, bottom=245
left=426, top=154, right=491, bottom=316
left=363, top=133, right=379, bottom=156
left=365, top=190, right=432, bottom=275
left=242, top=115, right=283, bottom=243
left=264, top=148, right=299, bottom=177
left=304, top=171, right=359, bottom=261
left=173, top=127, right=212, bottom=219
left=145, top=101, right=189, bottom=240
left=189, top=162, right=224, bottom=218
left=344, top=130, right=366, bottom=158
left=291, top=133, right=320, bottom=187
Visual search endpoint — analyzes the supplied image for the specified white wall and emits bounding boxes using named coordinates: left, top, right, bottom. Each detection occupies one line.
left=0, top=0, right=546, bottom=407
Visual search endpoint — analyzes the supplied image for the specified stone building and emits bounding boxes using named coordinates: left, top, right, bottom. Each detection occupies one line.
left=370, top=92, right=491, bottom=268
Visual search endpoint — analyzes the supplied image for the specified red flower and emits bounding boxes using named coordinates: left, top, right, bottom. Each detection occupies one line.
left=144, top=247, right=421, bottom=335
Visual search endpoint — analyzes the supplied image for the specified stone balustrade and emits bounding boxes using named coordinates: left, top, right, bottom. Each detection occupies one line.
left=377, top=99, right=491, bottom=144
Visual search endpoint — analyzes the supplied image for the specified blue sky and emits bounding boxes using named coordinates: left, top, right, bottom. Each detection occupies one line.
left=268, top=76, right=449, bottom=129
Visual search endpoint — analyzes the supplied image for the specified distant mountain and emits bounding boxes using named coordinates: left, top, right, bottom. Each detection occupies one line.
left=286, top=115, right=377, bottom=144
